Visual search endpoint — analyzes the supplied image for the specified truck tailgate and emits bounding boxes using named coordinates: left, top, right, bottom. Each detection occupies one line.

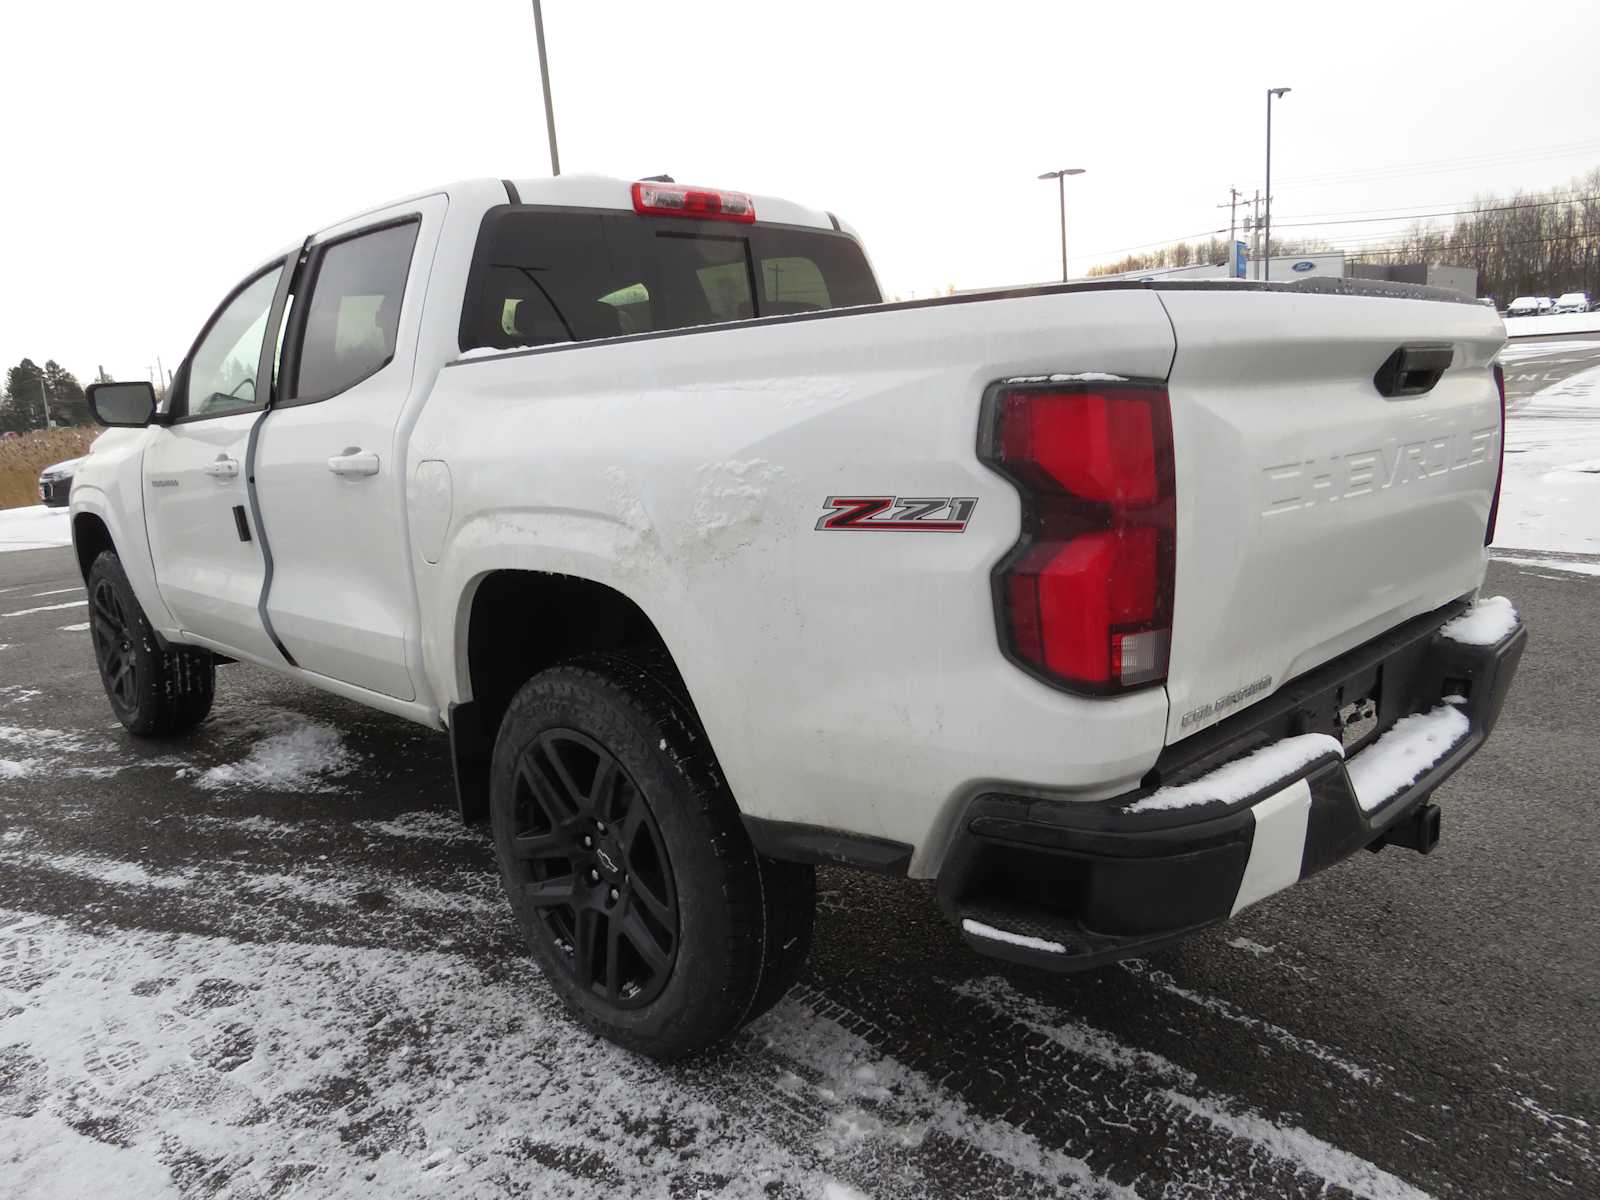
left=1155, top=287, right=1505, bottom=744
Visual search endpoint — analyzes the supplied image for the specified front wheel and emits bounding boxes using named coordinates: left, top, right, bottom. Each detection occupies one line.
left=87, top=551, right=215, bottom=737
left=489, top=653, right=811, bottom=1059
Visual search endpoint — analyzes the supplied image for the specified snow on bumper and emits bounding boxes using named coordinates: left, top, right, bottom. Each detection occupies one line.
left=937, top=594, right=1527, bottom=970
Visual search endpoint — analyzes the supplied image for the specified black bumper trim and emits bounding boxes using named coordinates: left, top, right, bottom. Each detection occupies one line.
left=938, top=596, right=1526, bottom=971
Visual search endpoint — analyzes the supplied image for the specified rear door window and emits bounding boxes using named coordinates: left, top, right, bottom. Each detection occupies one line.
left=290, top=220, right=420, bottom=404
left=459, top=209, right=880, bottom=352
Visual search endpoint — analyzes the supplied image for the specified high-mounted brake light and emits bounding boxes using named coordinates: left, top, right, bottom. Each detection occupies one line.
left=631, top=180, right=756, bottom=223
left=1486, top=362, right=1506, bottom=545
left=981, top=382, right=1177, bottom=694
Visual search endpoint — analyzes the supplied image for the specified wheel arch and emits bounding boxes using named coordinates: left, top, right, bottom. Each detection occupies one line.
left=450, top=569, right=693, bottom=826
left=71, top=510, right=115, bottom=583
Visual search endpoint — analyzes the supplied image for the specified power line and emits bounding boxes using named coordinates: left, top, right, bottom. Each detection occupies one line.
left=1273, top=188, right=1600, bottom=222
left=1271, top=194, right=1600, bottom=231
left=1077, top=227, right=1227, bottom=259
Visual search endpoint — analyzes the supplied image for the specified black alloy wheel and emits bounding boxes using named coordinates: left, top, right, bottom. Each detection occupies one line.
left=84, top=550, right=215, bottom=737
left=90, top=574, right=140, bottom=714
left=506, top=729, right=678, bottom=1008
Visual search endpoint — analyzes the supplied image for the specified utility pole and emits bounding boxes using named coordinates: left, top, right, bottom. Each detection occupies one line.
left=1246, top=190, right=1262, bottom=279
left=1264, top=86, right=1292, bottom=281
left=531, top=0, right=560, bottom=176
left=36, top=376, right=51, bottom=430
left=1217, top=187, right=1243, bottom=247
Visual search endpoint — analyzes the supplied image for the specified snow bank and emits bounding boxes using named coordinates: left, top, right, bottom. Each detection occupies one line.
left=1346, top=704, right=1470, bottom=812
left=1125, top=733, right=1342, bottom=813
left=1494, top=360, right=1600, bottom=555
left=1438, top=595, right=1518, bottom=645
left=0, top=504, right=72, bottom=553
left=1504, top=311, right=1600, bottom=339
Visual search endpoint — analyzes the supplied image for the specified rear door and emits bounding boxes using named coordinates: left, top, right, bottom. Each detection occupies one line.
left=143, top=260, right=288, bottom=663
left=251, top=196, right=444, bottom=700
left=1156, top=287, right=1505, bottom=744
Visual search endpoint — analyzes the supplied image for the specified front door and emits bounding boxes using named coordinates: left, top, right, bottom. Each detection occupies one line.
left=253, top=199, right=442, bottom=700
left=143, top=261, right=286, bottom=663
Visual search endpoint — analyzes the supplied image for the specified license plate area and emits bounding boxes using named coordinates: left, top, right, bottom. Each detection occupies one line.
left=1333, top=664, right=1382, bottom=754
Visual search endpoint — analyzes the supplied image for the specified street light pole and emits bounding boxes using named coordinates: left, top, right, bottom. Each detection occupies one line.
left=531, top=0, right=560, bottom=176
left=1038, top=168, right=1086, bottom=283
left=1264, top=87, right=1291, bottom=281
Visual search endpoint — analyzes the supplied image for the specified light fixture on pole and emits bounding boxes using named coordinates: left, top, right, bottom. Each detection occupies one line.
left=1038, top=168, right=1086, bottom=283
left=531, top=0, right=560, bottom=175
left=1264, top=87, right=1291, bottom=281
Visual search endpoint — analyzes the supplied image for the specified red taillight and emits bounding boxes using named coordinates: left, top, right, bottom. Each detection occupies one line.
left=631, top=180, right=756, bottom=223
left=1486, top=362, right=1506, bottom=545
left=982, top=382, right=1176, bottom=694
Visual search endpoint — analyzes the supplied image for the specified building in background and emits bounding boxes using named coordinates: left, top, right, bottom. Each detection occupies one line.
left=1087, top=251, right=1478, bottom=296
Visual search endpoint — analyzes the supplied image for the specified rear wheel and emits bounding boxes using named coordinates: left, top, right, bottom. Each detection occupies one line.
left=87, top=551, right=214, bottom=736
left=489, top=653, right=813, bottom=1058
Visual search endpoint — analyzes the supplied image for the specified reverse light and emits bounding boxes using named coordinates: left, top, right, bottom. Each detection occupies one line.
left=981, top=382, right=1176, bottom=694
left=1486, top=362, right=1506, bottom=545
left=631, top=181, right=756, bottom=223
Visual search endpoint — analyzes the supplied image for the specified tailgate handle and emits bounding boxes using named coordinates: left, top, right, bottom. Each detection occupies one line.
left=1374, top=343, right=1453, bottom=398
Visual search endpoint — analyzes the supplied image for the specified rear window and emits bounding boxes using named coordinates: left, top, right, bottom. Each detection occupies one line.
left=458, top=208, right=881, bottom=352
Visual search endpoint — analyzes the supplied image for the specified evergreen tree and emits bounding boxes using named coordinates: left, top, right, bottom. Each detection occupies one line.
left=42, top=360, right=89, bottom=426
left=2, top=359, right=47, bottom=433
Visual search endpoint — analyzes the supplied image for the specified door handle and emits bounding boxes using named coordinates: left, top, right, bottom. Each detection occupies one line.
left=327, top=448, right=380, bottom=477
left=203, top=455, right=240, bottom=479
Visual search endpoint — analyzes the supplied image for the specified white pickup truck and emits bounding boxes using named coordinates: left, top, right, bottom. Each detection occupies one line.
left=73, top=174, right=1525, bottom=1058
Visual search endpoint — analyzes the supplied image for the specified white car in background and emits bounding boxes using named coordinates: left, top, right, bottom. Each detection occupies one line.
left=38, top=456, right=84, bottom=507
left=1506, top=296, right=1541, bottom=318
left=1553, top=292, right=1592, bottom=314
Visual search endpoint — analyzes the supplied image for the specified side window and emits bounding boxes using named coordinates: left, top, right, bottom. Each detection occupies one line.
left=184, top=265, right=284, bottom=419
left=291, top=221, right=419, bottom=404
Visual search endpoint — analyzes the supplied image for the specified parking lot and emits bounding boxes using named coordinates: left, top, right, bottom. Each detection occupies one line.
left=2, top=340, right=1598, bottom=1198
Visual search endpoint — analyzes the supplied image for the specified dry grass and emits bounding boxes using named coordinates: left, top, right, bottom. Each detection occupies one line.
left=0, top=427, right=99, bottom=510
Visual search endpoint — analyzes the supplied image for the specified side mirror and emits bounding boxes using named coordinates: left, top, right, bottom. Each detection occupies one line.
left=87, top=381, right=158, bottom=428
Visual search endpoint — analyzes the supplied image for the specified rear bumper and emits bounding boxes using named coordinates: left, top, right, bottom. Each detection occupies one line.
left=938, top=594, right=1526, bottom=970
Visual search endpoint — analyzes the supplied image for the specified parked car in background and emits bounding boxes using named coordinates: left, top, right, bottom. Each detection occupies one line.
left=37, top=456, right=83, bottom=507
left=1506, top=296, right=1541, bottom=317
left=1536, top=296, right=1557, bottom=314
left=1554, top=292, right=1592, bottom=314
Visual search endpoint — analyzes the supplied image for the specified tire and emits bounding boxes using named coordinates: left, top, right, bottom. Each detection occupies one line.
left=488, top=652, right=813, bottom=1059
left=87, top=550, right=215, bottom=737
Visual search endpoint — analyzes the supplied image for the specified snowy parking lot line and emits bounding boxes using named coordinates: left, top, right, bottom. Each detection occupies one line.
left=1, top=600, right=87, bottom=618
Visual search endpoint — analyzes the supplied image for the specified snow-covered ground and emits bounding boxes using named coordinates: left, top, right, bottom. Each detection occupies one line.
left=0, top=505, right=71, bottom=555
left=1493, top=361, right=1600, bottom=556
left=1503, top=311, right=1600, bottom=339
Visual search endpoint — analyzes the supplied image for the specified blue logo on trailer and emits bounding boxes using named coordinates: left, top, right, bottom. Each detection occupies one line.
left=1292, top=260, right=1316, bottom=273
left=1233, top=240, right=1247, bottom=279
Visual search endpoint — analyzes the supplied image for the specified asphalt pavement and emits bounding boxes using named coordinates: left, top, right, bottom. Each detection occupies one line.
left=2, top=347, right=1598, bottom=1198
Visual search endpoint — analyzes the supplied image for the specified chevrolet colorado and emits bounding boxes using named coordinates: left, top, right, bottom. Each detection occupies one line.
left=72, top=174, right=1525, bottom=1058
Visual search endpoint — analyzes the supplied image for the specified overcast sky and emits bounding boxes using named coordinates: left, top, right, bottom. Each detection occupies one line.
left=3, top=0, right=1598, bottom=387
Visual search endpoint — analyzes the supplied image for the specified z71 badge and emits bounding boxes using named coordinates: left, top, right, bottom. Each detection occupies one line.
left=816, top=496, right=977, bottom=532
